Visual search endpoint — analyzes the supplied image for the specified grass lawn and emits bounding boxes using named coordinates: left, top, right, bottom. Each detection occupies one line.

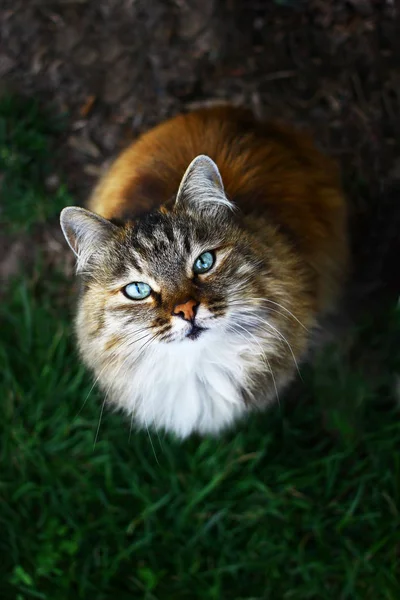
left=1, top=96, right=399, bottom=600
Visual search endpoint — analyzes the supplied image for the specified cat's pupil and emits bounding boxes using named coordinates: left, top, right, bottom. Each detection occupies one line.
left=193, top=251, right=214, bottom=274
left=124, top=282, right=152, bottom=300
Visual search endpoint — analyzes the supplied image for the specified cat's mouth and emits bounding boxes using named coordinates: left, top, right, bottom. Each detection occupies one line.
left=186, top=324, right=207, bottom=340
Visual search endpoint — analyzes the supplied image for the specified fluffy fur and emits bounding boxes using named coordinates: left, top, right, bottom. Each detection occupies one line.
left=60, top=105, right=348, bottom=439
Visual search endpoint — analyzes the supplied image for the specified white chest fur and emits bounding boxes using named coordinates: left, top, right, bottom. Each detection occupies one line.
left=114, top=327, right=258, bottom=438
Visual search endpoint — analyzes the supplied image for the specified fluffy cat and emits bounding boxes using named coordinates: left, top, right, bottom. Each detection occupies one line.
left=60, top=106, right=348, bottom=438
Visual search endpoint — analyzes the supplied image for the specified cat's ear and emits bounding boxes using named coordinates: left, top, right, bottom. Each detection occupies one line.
left=175, top=155, right=234, bottom=213
left=60, top=206, right=117, bottom=270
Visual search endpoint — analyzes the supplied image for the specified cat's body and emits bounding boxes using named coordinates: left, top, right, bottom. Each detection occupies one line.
left=61, top=106, right=348, bottom=438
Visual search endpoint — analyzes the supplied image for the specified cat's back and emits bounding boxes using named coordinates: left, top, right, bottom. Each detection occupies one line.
left=89, top=105, right=343, bottom=225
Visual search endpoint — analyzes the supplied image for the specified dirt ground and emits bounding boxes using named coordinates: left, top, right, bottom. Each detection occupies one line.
left=1, top=0, right=399, bottom=304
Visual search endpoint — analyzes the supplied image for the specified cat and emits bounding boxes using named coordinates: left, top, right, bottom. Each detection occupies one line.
left=60, top=105, right=348, bottom=439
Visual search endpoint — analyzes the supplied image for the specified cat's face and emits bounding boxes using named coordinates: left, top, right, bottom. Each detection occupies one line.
left=88, top=211, right=260, bottom=347
left=61, top=156, right=265, bottom=349
left=64, top=202, right=266, bottom=361
left=61, top=156, right=309, bottom=438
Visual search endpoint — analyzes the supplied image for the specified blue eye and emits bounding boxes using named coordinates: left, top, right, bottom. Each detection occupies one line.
left=123, top=282, right=152, bottom=300
left=193, top=251, right=215, bottom=274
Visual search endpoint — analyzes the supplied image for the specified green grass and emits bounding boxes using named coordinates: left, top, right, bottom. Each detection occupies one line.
left=1, top=97, right=399, bottom=600
left=0, top=95, right=69, bottom=232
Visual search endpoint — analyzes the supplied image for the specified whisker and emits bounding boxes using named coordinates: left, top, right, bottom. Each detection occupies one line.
left=125, top=332, right=162, bottom=459
left=78, top=326, right=157, bottom=421
left=93, top=396, right=106, bottom=449
left=93, top=358, right=129, bottom=448
left=126, top=331, right=155, bottom=350
left=230, top=295, right=309, bottom=331
left=226, top=323, right=280, bottom=405
left=134, top=332, right=162, bottom=462
left=136, top=332, right=160, bottom=357
left=266, top=356, right=280, bottom=406
left=127, top=324, right=157, bottom=335
left=74, top=355, right=117, bottom=420
left=127, top=330, right=161, bottom=367
left=126, top=324, right=171, bottom=350
left=244, top=313, right=303, bottom=381
left=145, top=419, right=160, bottom=465
left=251, top=298, right=309, bottom=331
left=229, top=301, right=297, bottom=325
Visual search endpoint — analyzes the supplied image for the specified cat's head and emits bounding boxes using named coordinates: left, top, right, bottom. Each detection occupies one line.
left=60, top=155, right=308, bottom=437
left=60, top=155, right=270, bottom=348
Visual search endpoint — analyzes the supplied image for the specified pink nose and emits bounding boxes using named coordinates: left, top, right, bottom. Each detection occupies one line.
left=172, top=299, right=198, bottom=322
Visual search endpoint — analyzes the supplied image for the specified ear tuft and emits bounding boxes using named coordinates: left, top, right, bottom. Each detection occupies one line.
left=175, top=155, right=234, bottom=213
left=60, top=206, right=117, bottom=271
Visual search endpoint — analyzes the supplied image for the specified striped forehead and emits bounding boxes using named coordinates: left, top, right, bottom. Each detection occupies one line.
left=115, top=214, right=194, bottom=279
left=133, top=214, right=191, bottom=254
